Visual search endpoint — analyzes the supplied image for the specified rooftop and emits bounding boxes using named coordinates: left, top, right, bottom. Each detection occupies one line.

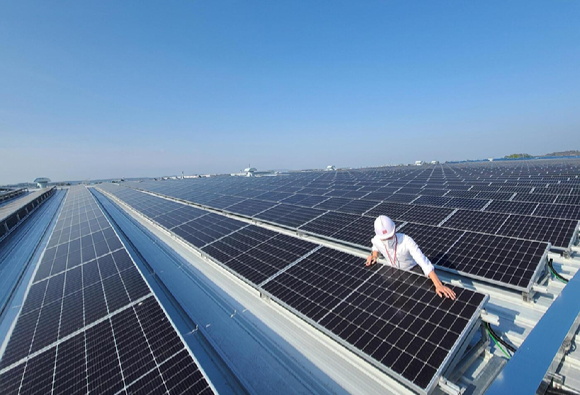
left=1, top=159, right=579, bottom=394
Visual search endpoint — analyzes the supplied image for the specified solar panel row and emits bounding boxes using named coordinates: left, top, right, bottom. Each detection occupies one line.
left=98, top=183, right=553, bottom=291
left=0, top=186, right=214, bottom=395
left=96, top=185, right=488, bottom=394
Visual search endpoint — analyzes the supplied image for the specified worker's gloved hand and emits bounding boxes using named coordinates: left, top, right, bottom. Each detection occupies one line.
left=365, top=255, right=377, bottom=267
left=435, top=284, right=456, bottom=300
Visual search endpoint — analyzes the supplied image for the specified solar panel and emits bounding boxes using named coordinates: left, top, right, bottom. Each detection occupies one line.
left=173, top=213, right=248, bottom=248
left=226, top=199, right=279, bottom=216
left=364, top=202, right=414, bottom=219
left=398, top=206, right=455, bottom=226
left=399, top=223, right=465, bottom=266
left=262, top=247, right=487, bottom=394
left=440, top=232, right=548, bottom=289
left=313, top=197, right=353, bottom=211
left=400, top=223, right=548, bottom=291
left=555, top=195, right=580, bottom=205
left=533, top=203, right=580, bottom=221
left=205, top=195, right=247, bottom=209
left=255, top=204, right=326, bottom=228
left=442, top=210, right=510, bottom=234
left=511, top=193, right=556, bottom=203
left=497, top=215, right=578, bottom=248
left=444, top=198, right=489, bottom=210
left=385, top=194, right=418, bottom=203
left=412, top=196, right=452, bottom=207
left=0, top=186, right=214, bottom=395
left=202, top=227, right=320, bottom=285
left=336, top=199, right=379, bottom=215
left=483, top=200, right=538, bottom=216
left=293, top=195, right=330, bottom=208
left=298, top=211, right=360, bottom=237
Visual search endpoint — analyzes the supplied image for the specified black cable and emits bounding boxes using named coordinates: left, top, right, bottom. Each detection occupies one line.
left=548, top=258, right=569, bottom=283
left=485, top=322, right=517, bottom=354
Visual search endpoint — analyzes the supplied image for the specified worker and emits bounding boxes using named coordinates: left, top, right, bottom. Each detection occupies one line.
left=366, top=215, right=456, bottom=300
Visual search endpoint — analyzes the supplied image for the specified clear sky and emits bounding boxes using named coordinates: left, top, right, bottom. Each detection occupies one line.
left=1, top=1, right=579, bottom=184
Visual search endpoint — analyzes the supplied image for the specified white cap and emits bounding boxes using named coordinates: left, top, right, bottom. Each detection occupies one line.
left=374, top=215, right=396, bottom=240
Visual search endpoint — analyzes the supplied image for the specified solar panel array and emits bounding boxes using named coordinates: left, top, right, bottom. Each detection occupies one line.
left=0, top=186, right=214, bottom=395
left=95, top=185, right=488, bottom=394
left=91, top=159, right=580, bottom=291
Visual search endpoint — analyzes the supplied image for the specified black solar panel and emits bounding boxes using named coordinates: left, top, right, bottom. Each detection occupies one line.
left=385, top=194, right=417, bottom=203
left=442, top=210, right=510, bottom=234
left=313, top=197, right=353, bottom=211
left=412, top=196, right=452, bottom=207
left=262, top=247, right=487, bottom=394
left=497, top=215, right=577, bottom=248
left=400, top=223, right=464, bottom=266
left=255, top=204, right=326, bottom=228
left=400, top=223, right=548, bottom=291
left=533, top=203, right=580, bottom=221
left=336, top=199, right=379, bottom=215
left=398, top=206, right=455, bottom=226
left=364, top=202, right=414, bottom=219
left=0, top=186, right=214, bottom=395
left=202, top=227, right=319, bottom=285
left=483, top=200, right=537, bottom=216
left=444, top=198, right=489, bottom=210
left=511, top=193, right=556, bottom=203
left=298, top=211, right=360, bottom=237
left=227, top=199, right=279, bottom=216
left=172, top=213, right=248, bottom=248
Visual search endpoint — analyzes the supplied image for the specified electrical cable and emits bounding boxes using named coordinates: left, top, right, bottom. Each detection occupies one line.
left=485, top=322, right=517, bottom=354
left=486, top=324, right=511, bottom=359
left=548, top=258, right=569, bottom=284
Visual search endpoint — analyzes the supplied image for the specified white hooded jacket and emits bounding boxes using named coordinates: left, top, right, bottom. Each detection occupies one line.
left=371, top=233, right=434, bottom=276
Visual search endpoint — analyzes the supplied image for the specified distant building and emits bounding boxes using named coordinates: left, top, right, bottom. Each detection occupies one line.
left=34, top=177, right=50, bottom=188
left=431, top=160, right=439, bottom=165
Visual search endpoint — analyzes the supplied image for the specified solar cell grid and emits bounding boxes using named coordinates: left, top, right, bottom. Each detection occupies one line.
left=262, top=246, right=486, bottom=393
left=385, top=194, right=418, bottom=203
left=533, top=203, right=580, bottom=221
left=418, top=189, right=448, bottom=196
left=412, top=196, right=452, bottom=207
left=511, top=193, right=556, bottom=203
left=440, top=233, right=548, bottom=289
left=555, top=195, right=580, bottom=205
left=444, top=198, right=489, bottom=211
left=0, top=186, right=215, bottom=395
left=313, top=197, right=353, bottom=211
left=205, top=194, right=247, bottom=209
left=398, top=206, right=455, bottom=226
left=483, top=200, right=538, bottom=216
left=299, top=211, right=360, bottom=237
left=336, top=199, right=379, bottom=215
left=202, top=227, right=319, bottom=285
left=364, top=192, right=395, bottom=201
left=319, top=265, right=485, bottom=390
left=497, top=215, right=577, bottom=248
left=226, top=198, right=279, bottom=216
left=364, top=202, right=414, bottom=219
left=399, top=223, right=465, bottom=266
left=442, top=210, right=510, bottom=234
left=262, top=247, right=380, bottom=321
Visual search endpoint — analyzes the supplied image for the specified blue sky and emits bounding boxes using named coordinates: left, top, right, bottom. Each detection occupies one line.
left=1, top=1, right=579, bottom=184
